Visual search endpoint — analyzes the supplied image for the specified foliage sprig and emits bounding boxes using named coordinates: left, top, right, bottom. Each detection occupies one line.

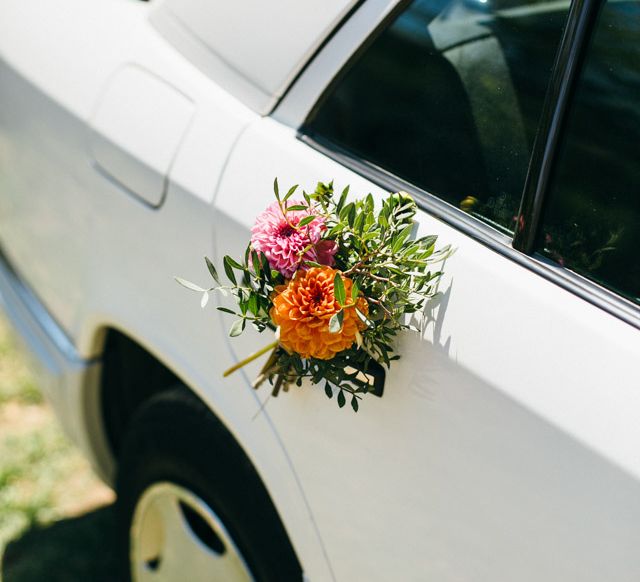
left=177, top=180, right=452, bottom=410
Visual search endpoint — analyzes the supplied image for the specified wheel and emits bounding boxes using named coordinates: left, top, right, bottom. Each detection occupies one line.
left=115, top=387, right=302, bottom=582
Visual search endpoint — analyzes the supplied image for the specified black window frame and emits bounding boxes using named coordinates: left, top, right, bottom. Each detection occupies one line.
left=297, top=0, right=640, bottom=330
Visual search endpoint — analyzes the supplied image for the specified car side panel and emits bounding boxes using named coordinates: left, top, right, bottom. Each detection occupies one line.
left=214, top=117, right=640, bottom=581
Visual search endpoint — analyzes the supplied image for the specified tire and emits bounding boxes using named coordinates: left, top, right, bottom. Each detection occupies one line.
left=115, top=387, right=302, bottom=582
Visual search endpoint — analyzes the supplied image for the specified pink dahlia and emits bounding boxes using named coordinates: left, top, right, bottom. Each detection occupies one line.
left=251, top=200, right=337, bottom=278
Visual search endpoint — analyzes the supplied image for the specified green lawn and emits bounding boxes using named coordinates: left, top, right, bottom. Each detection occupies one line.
left=0, top=316, right=119, bottom=581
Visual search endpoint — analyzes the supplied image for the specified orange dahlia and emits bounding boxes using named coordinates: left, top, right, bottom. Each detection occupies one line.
left=270, top=267, right=368, bottom=360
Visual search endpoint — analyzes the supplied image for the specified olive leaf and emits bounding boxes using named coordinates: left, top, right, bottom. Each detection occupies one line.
left=175, top=277, right=205, bottom=292
left=333, top=273, right=346, bottom=306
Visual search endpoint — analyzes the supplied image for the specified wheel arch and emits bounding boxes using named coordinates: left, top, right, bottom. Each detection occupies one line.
left=99, top=327, right=182, bottom=456
left=78, top=324, right=327, bottom=580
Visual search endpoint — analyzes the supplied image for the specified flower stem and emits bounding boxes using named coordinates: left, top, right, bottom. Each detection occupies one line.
left=223, top=340, right=279, bottom=377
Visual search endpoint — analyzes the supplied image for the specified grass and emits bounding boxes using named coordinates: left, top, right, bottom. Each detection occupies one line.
left=0, top=315, right=118, bottom=581
left=0, top=323, right=42, bottom=406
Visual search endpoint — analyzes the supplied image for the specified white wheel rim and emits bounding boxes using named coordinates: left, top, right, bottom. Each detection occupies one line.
left=130, top=482, right=255, bottom=582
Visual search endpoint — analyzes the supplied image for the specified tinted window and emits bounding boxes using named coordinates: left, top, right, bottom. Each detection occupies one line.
left=305, top=0, right=568, bottom=233
left=537, top=0, right=640, bottom=305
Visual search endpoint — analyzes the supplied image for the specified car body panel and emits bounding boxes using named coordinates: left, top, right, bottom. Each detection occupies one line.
left=214, top=117, right=640, bottom=580
left=1, top=0, right=639, bottom=580
left=0, top=0, right=253, bottom=352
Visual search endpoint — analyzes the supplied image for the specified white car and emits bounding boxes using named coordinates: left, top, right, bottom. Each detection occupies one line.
left=1, top=0, right=639, bottom=580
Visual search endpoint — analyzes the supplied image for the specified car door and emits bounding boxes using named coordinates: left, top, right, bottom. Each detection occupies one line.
left=213, top=0, right=640, bottom=580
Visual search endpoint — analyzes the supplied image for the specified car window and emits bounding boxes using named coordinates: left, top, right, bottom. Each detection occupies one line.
left=304, top=0, right=569, bottom=234
left=536, top=0, right=640, bottom=306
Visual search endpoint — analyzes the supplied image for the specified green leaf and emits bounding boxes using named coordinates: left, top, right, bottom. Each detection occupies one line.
left=328, top=310, right=344, bottom=333
left=204, top=257, right=220, bottom=284
left=365, top=193, right=374, bottom=212
left=251, top=252, right=264, bottom=287
left=337, top=389, right=346, bottom=408
left=273, top=177, right=280, bottom=201
left=239, top=297, right=248, bottom=315
left=391, top=224, right=413, bottom=254
left=337, top=185, right=349, bottom=214
left=225, top=256, right=244, bottom=269
left=217, top=306, right=236, bottom=315
left=283, top=184, right=298, bottom=202
left=364, top=211, right=375, bottom=230
left=174, top=277, right=205, bottom=292
left=351, top=395, right=359, bottom=412
left=229, top=319, right=245, bottom=337
left=395, top=209, right=416, bottom=223
left=353, top=211, right=365, bottom=234
left=259, top=253, right=272, bottom=281
left=333, top=273, right=346, bottom=306
left=417, top=234, right=437, bottom=249
left=380, top=345, right=391, bottom=366
left=315, top=180, right=333, bottom=199
left=339, top=202, right=354, bottom=222
left=223, top=256, right=237, bottom=285
left=298, top=215, right=316, bottom=227
left=347, top=204, right=356, bottom=227
left=285, top=204, right=307, bottom=211
left=248, top=293, right=258, bottom=315
left=324, top=382, right=333, bottom=399
left=351, top=281, right=360, bottom=301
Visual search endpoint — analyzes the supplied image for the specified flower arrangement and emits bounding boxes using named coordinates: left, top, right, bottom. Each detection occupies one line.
left=177, top=180, right=450, bottom=411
